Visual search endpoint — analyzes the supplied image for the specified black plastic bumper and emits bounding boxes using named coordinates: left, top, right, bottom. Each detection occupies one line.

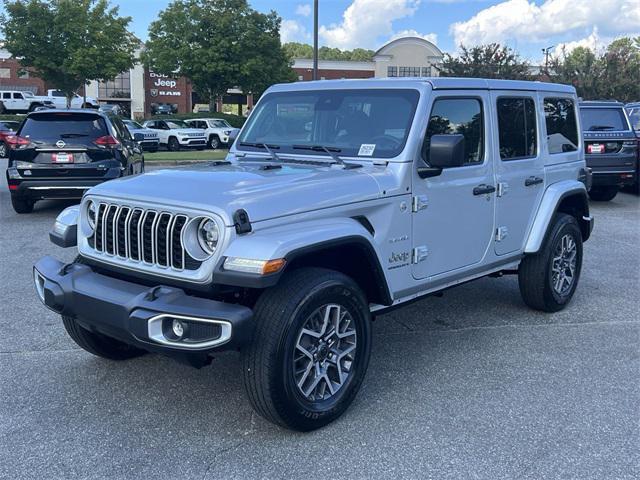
left=10, top=174, right=120, bottom=200
left=590, top=170, right=636, bottom=187
left=34, top=256, right=253, bottom=363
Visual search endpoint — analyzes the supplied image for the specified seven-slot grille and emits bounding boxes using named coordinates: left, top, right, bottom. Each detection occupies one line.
left=89, top=203, right=201, bottom=271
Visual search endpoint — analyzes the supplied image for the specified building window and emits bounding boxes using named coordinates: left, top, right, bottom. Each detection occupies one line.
left=0, top=68, right=10, bottom=79
left=421, top=67, right=431, bottom=77
left=98, top=70, right=131, bottom=99
left=387, top=66, right=397, bottom=77
left=298, top=75, right=304, bottom=81
left=544, top=97, right=579, bottom=154
left=398, top=66, right=421, bottom=77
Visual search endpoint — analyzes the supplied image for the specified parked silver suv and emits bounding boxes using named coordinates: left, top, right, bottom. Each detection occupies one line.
left=34, top=78, right=593, bottom=431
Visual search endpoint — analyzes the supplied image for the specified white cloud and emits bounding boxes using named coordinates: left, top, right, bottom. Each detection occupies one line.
left=319, top=0, right=422, bottom=49
left=390, top=29, right=438, bottom=45
left=280, top=19, right=310, bottom=44
left=451, top=0, right=640, bottom=47
left=554, top=28, right=603, bottom=55
left=295, top=4, right=312, bottom=17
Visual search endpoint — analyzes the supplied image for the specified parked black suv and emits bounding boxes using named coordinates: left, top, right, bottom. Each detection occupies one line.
left=579, top=101, right=638, bottom=201
left=5, top=109, right=144, bottom=213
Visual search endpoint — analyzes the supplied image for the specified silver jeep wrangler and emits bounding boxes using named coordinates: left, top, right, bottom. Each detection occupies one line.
left=34, top=78, right=594, bottom=431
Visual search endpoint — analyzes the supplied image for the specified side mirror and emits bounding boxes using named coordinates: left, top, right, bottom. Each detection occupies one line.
left=228, top=128, right=240, bottom=144
left=418, top=134, right=466, bottom=179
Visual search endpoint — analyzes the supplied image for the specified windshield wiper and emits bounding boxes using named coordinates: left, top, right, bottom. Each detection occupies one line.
left=292, top=145, right=361, bottom=169
left=588, top=125, right=616, bottom=131
left=239, top=142, right=282, bottom=163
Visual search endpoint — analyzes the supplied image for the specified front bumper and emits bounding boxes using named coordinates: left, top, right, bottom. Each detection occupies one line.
left=34, top=256, right=253, bottom=362
left=178, top=138, right=207, bottom=147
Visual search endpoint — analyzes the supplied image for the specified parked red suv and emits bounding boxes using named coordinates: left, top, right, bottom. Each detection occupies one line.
left=0, top=120, right=21, bottom=158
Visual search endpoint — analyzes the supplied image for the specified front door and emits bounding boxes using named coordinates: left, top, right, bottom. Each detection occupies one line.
left=412, top=91, right=496, bottom=280
left=491, top=91, right=545, bottom=255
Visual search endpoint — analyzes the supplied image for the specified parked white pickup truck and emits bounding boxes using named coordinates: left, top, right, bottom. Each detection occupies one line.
left=0, top=90, right=55, bottom=113
left=47, top=89, right=99, bottom=109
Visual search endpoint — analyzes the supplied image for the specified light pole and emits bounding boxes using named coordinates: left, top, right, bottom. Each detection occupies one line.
left=313, top=0, right=319, bottom=81
left=542, top=45, right=554, bottom=75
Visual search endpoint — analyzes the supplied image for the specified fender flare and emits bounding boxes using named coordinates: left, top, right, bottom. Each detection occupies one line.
left=214, top=217, right=392, bottom=304
left=524, top=180, right=589, bottom=254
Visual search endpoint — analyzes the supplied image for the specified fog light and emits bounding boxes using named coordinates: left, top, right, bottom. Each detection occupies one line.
left=172, top=319, right=185, bottom=338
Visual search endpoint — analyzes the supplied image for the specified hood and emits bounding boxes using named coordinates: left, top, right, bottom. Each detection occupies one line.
left=129, top=127, right=158, bottom=136
left=88, top=161, right=383, bottom=224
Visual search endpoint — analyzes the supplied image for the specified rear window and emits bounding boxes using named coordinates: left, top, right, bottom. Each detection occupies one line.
left=19, top=113, right=108, bottom=143
left=580, top=107, right=630, bottom=131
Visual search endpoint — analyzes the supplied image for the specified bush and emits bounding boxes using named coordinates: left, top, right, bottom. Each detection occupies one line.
left=0, top=114, right=26, bottom=122
left=149, top=112, right=246, bottom=128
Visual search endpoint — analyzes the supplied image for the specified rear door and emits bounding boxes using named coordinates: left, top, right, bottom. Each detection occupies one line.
left=491, top=91, right=545, bottom=255
left=12, top=111, right=117, bottom=179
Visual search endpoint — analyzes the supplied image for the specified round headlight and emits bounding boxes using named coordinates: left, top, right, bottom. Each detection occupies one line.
left=86, top=200, right=98, bottom=231
left=197, top=219, right=219, bottom=254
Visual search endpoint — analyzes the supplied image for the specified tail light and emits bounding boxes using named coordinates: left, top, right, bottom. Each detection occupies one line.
left=5, top=135, right=31, bottom=149
left=94, top=135, right=120, bottom=147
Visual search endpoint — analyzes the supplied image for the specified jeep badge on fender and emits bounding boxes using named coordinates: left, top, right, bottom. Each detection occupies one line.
left=33, top=78, right=593, bottom=431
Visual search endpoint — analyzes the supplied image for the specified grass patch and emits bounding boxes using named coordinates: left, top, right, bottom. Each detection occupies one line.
left=145, top=149, right=229, bottom=162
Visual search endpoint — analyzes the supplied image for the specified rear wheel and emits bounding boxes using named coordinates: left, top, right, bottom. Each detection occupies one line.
left=167, top=137, right=180, bottom=151
left=0, top=141, right=7, bottom=158
left=518, top=214, right=583, bottom=312
left=242, top=268, right=372, bottom=431
left=588, top=186, right=618, bottom=201
left=0, top=102, right=5, bottom=114
left=11, top=195, right=34, bottom=214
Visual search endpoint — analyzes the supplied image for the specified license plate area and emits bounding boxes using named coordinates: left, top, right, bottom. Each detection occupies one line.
left=52, top=152, right=74, bottom=163
left=587, top=144, right=604, bottom=154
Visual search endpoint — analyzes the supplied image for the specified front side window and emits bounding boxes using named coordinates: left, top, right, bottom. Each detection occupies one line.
left=166, top=120, right=189, bottom=129
left=497, top=97, right=537, bottom=160
left=544, top=98, right=579, bottom=154
left=580, top=107, right=630, bottom=132
left=13, top=92, right=23, bottom=100
left=238, top=89, right=420, bottom=159
left=423, top=98, right=484, bottom=165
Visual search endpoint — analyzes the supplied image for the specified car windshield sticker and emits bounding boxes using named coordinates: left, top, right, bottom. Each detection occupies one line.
left=358, top=144, right=376, bottom=156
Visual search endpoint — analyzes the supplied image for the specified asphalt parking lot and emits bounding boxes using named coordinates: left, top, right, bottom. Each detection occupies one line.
left=1, top=160, right=638, bottom=479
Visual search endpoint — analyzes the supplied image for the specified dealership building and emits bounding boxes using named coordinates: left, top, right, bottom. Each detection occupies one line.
left=0, top=37, right=443, bottom=119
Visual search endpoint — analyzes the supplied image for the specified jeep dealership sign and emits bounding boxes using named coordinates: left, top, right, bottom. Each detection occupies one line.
left=144, top=69, right=192, bottom=115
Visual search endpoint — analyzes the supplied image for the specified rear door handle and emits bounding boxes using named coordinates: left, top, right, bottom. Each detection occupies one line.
left=473, top=184, right=496, bottom=195
left=524, top=176, right=543, bottom=187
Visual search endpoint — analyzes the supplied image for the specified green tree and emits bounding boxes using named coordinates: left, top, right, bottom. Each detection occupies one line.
left=1, top=0, right=138, bottom=107
left=440, top=43, right=531, bottom=80
left=282, top=42, right=375, bottom=61
left=601, top=37, right=640, bottom=103
left=550, top=46, right=603, bottom=100
left=143, top=0, right=294, bottom=110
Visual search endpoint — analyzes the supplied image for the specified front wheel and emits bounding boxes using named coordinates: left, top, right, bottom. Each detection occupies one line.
left=208, top=135, right=220, bottom=149
left=63, top=316, right=145, bottom=360
left=518, top=213, right=583, bottom=312
left=167, top=137, right=180, bottom=151
left=0, top=141, right=7, bottom=158
left=588, top=186, right=618, bottom=201
left=242, top=268, right=372, bottom=431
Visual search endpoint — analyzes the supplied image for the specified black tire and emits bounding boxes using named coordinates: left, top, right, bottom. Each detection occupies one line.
left=167, top=137, right=180, bottom=151
left=0, top=102, right=5, bottom=114
left=28, top=103, right=43, bottom=112
left=242, top=267, right=372, bottom=431
left=518, top=213, right=583, bottom=312
left=11, top=195, right=34, bottom=214
left=588, top=186, right=618, bottom=202
left=208, top=135, right=220, bottom=149
left=62, top=255, right=145, bottom=361
left=0, top=141, right=7, bottom=158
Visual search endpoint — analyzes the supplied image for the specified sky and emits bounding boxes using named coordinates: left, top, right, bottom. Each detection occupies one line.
left=21, top=0, right=640, bottom=62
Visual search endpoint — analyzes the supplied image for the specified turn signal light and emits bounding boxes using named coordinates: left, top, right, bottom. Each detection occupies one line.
left=223, top=257, right=286, bottom=275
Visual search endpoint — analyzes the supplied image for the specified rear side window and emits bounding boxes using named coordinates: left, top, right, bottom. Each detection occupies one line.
left=544, top=98, right=579, bottom=154
left=19, top=113, right=108, bottom=143
left=497, top=97, right=537, bottom=160
left=423, top=98, right=484, bottom=165
left=2, top=92, right=10, bottom=99
left=580, top=107, right=629, bottom=132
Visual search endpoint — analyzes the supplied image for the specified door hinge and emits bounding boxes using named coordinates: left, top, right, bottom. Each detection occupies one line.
left=412, top=246, right=429, bottom=264
left=495, top=226, right=509, bottom=242
left=412, top=195, right=429, bottom=212
left=497, top=182, right=509, bottom=197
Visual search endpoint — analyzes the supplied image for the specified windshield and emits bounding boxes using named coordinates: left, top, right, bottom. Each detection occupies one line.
left=166, top=121, right=189, bottom=129
left=210, top=119, right=231, bottom=128
left=19, top=112, right=108, bottom=144
left=238, top=89, right=420, bottom=158
left=580, top=107, right=630, bottom=131
left=23, top=92, right=34, bottom=98
left=124, top=120, right=142, bottom=129
left=627, top=107, right=640, bottom=130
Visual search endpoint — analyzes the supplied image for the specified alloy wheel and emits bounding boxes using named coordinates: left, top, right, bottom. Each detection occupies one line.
left=293, top=303, right=357, bottom=402
left=551, top=233, right=577, bottom=296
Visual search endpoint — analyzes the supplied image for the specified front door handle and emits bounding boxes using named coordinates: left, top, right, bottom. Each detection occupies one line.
left=525, top=176, right=543, bottom=187
left=473, top=184, right=496, bottom=196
